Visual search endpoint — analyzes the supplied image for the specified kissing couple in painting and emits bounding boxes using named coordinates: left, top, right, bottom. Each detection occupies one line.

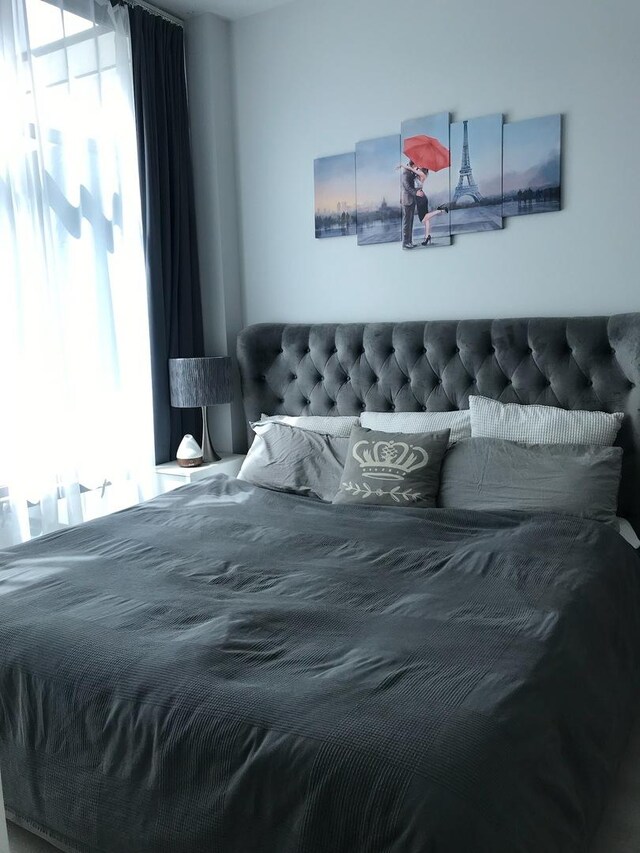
left=399, top=133, right=451, bottom=249
left=399, top=161, right=448, bottom=248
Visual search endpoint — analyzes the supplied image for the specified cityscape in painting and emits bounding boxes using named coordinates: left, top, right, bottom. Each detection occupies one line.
left=354, top=135, right=402, bottom=246
left=450, top=113, right=504, bottom=236
left=502, top=114, right=562, bottom=217
left=314, top=152, right=357, bottom=238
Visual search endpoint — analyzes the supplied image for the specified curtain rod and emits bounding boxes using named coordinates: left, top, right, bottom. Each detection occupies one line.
left=121, top=0, right=184, bottom=28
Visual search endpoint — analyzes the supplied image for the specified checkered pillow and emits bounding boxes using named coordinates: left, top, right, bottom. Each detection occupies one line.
left=469, top=395, right=624, bottom=446
left=254, top=414, right=359, bottom=438
left=361, top=410, right=471, bottom=446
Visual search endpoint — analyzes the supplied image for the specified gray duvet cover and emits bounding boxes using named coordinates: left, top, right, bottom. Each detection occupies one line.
left=0, top=476, right=639, bottom=853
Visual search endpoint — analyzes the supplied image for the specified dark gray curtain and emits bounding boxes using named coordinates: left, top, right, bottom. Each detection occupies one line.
left=122, top=3, right=205, bottom=462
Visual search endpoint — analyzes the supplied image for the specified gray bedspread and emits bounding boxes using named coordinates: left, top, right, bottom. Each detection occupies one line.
left=0, top=476, right=639, bottom=853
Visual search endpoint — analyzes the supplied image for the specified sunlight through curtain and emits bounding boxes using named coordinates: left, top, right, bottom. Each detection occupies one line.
left=0, top=0, right=155, bottom=545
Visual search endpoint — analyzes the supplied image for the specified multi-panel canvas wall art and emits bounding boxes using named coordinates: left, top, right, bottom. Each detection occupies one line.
left=502, top=114, right=562, bottom=216
left=400, top=112, right=451, bottom=249
left=314, top=152, right=357, bottom=238
left=314, top=111, right=562, bottom=247
left=355, top=135, right=402, bottom=246
left=450, top=114, right=503, bottom=235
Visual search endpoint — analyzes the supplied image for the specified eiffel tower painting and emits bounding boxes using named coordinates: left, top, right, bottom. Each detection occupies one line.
left=452, top=120, right=483, bottom=204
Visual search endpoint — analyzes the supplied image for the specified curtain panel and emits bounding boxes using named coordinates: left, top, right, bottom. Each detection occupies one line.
left=0, top=0, right=155, bottom=544
left=121, top=2, right=206, bottom=463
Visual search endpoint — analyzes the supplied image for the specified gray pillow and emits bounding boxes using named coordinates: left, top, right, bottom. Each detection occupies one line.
left=238, top=422, right=348, bottom=501
left=361, top=410, right=471, bottom=445
left=438, top=437, right=623, bottom=523
left=469, top=395, right=624, bottom=446
left=333, top=426, right=450, bottom=509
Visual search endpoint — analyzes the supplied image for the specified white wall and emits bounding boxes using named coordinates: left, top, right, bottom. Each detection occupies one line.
left=231, top=0, right=640, bottom=325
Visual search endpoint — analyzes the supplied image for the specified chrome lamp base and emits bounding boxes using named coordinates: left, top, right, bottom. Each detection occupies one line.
left=201, top=406, right=221, bottom=463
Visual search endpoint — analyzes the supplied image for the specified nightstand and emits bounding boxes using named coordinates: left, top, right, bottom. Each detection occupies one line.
left=154, top=453, right=245, bottom=491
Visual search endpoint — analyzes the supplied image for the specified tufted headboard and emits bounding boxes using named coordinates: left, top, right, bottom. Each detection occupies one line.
left=237, top=315, right=640, bottom=531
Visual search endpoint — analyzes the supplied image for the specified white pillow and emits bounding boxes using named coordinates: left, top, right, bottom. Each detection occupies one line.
left=469, top=395, right=624, bottom=446
left=254, top=413, right=359, bottom=438
left=617, top=517, right=640, bottom=549
left=361, top=410, right=470, bottom=446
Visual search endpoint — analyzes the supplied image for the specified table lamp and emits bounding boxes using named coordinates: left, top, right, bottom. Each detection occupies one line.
left=168, top=357, right=232, bottom=463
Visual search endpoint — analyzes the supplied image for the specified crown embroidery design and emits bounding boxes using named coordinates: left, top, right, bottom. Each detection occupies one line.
left=351, top=439, right=429, bottom=481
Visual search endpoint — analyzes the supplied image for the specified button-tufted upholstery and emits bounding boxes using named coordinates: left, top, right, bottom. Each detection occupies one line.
left=237, top=315, right=640, bottom=531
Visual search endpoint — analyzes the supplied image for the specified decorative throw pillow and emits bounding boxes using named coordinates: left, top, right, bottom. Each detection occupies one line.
left=332, top=426, right=450, bottom=508
left=255, top=413, right=359, bottom=437
left=361, top=410, right=470, bottom=445
left=438, top=437, right=623, bottom=524
left=469, top=395, right=624, bottom=446
left=238, top=422, right=349, bottom=501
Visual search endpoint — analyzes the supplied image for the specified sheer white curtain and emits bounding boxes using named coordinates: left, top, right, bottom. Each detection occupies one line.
left=0, top=0, right=155, bottom=545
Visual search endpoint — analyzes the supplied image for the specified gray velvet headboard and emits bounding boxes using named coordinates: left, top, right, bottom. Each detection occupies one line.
left=237, top=315, right=640, bottom=531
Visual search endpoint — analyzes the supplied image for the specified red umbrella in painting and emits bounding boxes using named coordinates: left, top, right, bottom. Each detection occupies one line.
left=403, top=135, right=450, bottom=171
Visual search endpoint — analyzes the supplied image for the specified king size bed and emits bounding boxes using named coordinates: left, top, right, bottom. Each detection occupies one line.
left=1, top=315, right=640, bottom=852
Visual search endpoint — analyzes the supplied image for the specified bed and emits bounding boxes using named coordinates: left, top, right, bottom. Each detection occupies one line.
left=1, top=315, right=640, bottom=852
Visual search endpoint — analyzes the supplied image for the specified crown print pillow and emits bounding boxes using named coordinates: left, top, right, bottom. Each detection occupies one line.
left=332, top=426, right=450, bottom=508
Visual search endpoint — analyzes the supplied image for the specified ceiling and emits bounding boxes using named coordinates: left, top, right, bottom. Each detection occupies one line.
left=155, top=0, right=297, bottom=20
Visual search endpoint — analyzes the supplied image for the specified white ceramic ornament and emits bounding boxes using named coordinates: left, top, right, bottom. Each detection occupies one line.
left=176, top=434, right=203, bottom=468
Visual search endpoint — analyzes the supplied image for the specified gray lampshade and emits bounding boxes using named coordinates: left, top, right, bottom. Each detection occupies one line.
left=168, top=357, right=232, bottom=408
